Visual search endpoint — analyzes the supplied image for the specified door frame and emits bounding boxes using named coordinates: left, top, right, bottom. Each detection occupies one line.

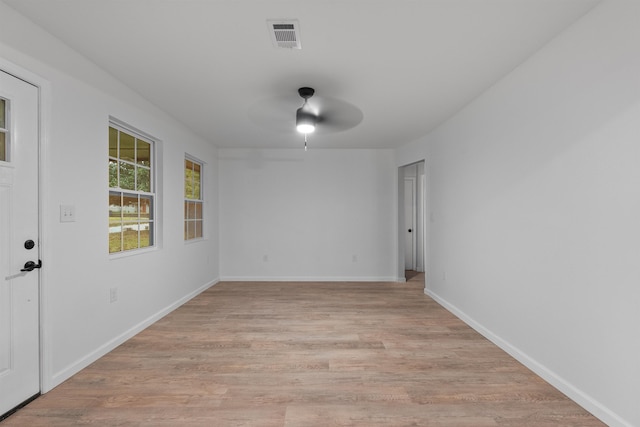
left=0, top=57, right=52, bottom=393
left=397, top=160, right=428, bottom=285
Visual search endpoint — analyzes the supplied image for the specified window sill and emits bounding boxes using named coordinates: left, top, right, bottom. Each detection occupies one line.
left=109, top=245, right=158, bottom=260
left=184, top=237, right=206, bottom=245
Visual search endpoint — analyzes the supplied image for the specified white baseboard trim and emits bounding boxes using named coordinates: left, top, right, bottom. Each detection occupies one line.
left=48, top=278, right=219, bottom=391
left=424, top=288, right=632, bottom=427
left=219, top=276, right=401, bottom=282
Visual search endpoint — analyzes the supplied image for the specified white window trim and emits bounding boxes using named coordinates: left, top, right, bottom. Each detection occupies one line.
left=109, top=118, right=159, bottom=256
left=0, top=96, right=11, bottom=164
left=184, top=153, right=205, bottom=242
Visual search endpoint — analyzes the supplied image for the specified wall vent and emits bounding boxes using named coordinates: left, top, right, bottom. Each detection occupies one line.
left=267, top=20, right=301, bottom=49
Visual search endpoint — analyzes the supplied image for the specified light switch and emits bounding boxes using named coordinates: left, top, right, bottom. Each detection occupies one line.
left=60, top=204, right=75, bottom=222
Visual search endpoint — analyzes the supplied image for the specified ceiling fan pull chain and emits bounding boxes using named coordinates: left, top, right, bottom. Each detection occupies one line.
left=304, top=133, right=308, bottom=151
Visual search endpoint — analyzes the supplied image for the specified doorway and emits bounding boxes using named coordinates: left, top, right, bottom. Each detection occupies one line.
left=404, top=177, right=416, bottom=270
left=0, top=70, right=41, bottom=417
left=399, top=161, right=426, bottom=283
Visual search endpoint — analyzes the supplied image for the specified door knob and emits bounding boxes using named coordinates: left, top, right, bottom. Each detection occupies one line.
left=21, top=260, right=42, bottom=272
left=408, top=229, right=412, bottom=232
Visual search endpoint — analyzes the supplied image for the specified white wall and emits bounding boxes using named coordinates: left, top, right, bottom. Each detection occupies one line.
left=219, top=148, right=398, bottom=281
left=397, top=1, right=640, bottom=426
left=0, top=2, right=219, bottom=391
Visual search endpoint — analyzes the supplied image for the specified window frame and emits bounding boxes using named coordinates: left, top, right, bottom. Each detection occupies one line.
left=184, top=154, right=204, bottom=242
left=108, top=121, right=157, bottom=256
left=0, top=97, right=10, bottom=163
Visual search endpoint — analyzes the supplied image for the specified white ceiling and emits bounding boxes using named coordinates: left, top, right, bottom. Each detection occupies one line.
left=4, top=0, right=599, bottom=149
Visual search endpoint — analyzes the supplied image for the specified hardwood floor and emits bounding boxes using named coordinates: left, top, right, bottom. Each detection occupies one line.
left=4, top=274, right=605, bottom=426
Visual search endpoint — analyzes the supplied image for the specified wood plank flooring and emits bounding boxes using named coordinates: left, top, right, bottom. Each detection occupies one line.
left=3, top=275, right=605, bottom=426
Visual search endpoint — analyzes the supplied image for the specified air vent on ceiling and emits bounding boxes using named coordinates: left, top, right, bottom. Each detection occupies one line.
left=267, top=19, right=301, bottom=49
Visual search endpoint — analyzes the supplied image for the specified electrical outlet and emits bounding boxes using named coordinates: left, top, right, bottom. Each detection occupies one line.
left=110, top=287, right=118, bottom=303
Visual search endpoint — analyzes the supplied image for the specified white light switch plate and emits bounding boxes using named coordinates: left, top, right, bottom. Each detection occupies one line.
left=60, top=204, right=75, bottom=222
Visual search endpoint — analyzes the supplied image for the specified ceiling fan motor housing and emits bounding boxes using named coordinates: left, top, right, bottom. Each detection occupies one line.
left=296, top=107, right=315, bottom=122
left=298, top=87, right=315, bottom=100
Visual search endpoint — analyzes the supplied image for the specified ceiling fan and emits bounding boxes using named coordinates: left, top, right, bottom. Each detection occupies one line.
left=295, top=87, right=317, bottom=135
left=295, top=87, right=317, bottom=150
left=247, top=87, right=364, bottom=150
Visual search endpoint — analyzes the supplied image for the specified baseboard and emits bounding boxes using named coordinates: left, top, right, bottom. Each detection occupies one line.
left=220, top=276, right=401, bottom=282
left=424, top=288, right=632, bottom=427
left=49, top=278, right=219, bottom=390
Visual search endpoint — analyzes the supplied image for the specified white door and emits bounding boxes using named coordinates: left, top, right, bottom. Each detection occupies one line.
left=0, top=70, right=40, bottom=416
left=404, top=178, right=415, bottom=271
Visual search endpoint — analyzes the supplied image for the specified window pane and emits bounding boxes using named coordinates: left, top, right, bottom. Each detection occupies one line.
left=140, top=223, right=152, bottom=248
left=109, top=192, right=123, bottom=253
left=109, top=127, right=118, bottom=158
left=137, top=166, right=150, bottom=192
left=0, top=99, right=5, bottom=128
left=108, top=159, right=118, bottom=187
left=185, top=160, right=193, bottom=198
left=140, top=195, right=153, bottom=220
left=119, top=161, right=135, bottom=190
left=109, top=192, right=122, bottom=220
left=123, top=195, right=138, bottom=221
left=184, top=221, right=188, bottom=240
left=109, top=227, right=122, bottom=253
left=195, top=220, right=203, bottom=238
left=119, top=131, right=135, bottom=162
left=137, top=139, right=151, bottom=166
left=122, top=225, right=139, bottom=251
left=195, top=201, right=202, bottom=220
left=186, top=221, right=195, bottom=240
left=193, top=163, right=201, bottom=199
left=0, top=133, right=5, bottom=162
left=187, top=201, right=196, bottom=220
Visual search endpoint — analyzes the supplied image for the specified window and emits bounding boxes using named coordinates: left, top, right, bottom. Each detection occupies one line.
left=0, top=98, right=8, bottom=162
left=184, top=156, right=203, bottom=240
left=109, top=124, right=155, bottom=253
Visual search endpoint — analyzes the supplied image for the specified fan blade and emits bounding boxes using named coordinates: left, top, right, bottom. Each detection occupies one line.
left=309, top=97, right=364, bottom=134
left=248, top=94, right=363, bottom=134
left=313, top=97, right=364, bottom=134
left=247, top=95, right=299, bottom=134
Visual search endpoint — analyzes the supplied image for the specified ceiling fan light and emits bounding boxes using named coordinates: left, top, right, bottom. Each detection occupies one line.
left=296, top=108, right=316, bottom=133
left=297, top=123, right=315, bottom=133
